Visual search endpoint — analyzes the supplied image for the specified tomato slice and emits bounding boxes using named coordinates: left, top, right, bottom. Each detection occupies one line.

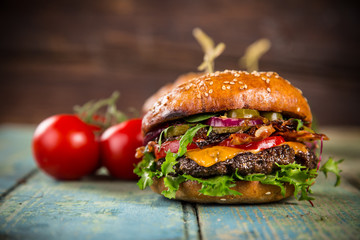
left=154, top=140, right=198, bottom=159
left=153, top=136, right=285, bottom=160
left=219, top=136, right=285, bottom=151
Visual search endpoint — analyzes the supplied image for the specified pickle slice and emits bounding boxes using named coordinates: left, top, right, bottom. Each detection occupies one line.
left=226, top=109, right=260, bottom=118
left=211, top=126, right=249, bottom=134
left=261, top=112, right=283, bottom=121
left=165, top=124, right=190, bottom=138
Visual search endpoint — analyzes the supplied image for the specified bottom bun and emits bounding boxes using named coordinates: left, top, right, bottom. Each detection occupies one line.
left=150, top=177, right=295, bottom=204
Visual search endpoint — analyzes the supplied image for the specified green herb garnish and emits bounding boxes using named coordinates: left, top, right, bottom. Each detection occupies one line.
left=293, top=118, right=304, bottom=131
left=319, top=157, right=344, bottom=187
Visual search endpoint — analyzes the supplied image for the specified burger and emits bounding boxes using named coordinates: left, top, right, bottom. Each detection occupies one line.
left=134, top=70, right=332, bottom=204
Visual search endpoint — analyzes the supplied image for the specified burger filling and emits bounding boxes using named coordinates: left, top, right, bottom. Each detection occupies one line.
left=134, top=109, right=340, bottom=201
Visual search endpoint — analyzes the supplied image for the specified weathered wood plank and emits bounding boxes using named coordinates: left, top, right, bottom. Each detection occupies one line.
left=197, top=175, right=360, bottom=240
left=0, top=171, right=198, bottom=240
left=0, top=124, right=36, bottom=194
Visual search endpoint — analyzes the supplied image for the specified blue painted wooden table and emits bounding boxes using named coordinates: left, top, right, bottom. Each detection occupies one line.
left=1, top=124, right=360, bottom=240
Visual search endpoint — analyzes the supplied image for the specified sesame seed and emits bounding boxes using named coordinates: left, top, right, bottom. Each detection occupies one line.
left=266, top=79, right=270, bottom=84
left=197, top=94, right=201, bottom=99
left=285, top=80, right=291, bottom=84
left=297, top=107, right=301, bottom=112
left=205, top=92, right=209, bottom=97
left=209, top=89, right=213, bottom=94
left=214, top=71, right=220, bottom=76
left=209, top=81, right=213, bottom=85
left=261, top=77, right=266, bottom=81
left=240, top=84, right=247, bottom=90
left=230, top=82, right=235, bottom=85
left=238, top=81, right=243, bottom=84
left=267, top=87, right=271, bottom=93
left=297, top=88, right=303, bottom=94
left=220, top=198, right=226, bottom=201
left=227, top=86, right=231, bottom=89
left=222, top=85, right=226, bottom=90
left=224, top=81, right=229, bottom=84
left=251, top=71, right=260, bottom=76
left=266, top=72, right=273, bottom=77
left=265, top=192, right=271, bottom=195
left=233, top=78, right=237, bottom=81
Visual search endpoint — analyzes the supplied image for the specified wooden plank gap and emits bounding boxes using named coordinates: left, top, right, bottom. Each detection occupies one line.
left=182, top=202, right=201, bottom=240
left=181, top=202, right=190, bottom=240
left=192, top=203, right=203, bottom=240
left=0, top=168, right=38, bottom=200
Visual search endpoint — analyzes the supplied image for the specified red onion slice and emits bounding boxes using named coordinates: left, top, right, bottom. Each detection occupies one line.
left=205, top=117, right=263, bottom=127
left=144, top=127, right=165, bottom=144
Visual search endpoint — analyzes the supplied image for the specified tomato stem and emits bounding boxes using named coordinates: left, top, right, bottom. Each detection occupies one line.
left=74, top=91, right=128, bottom=132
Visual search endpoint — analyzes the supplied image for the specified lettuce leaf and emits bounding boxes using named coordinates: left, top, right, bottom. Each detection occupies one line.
left=184, top=175, right=242, bottom=197
left=235, top=162, right=318, bottom=201
left=162, top=175, right=186, bottom=199
left=133, top=151, right=159, bottom=190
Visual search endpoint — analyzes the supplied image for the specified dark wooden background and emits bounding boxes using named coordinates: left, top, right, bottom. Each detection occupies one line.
left=1, top=0, right=359, bottom=126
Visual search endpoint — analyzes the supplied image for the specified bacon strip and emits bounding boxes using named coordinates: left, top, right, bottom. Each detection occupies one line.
left=229, top=125, right=275, bottom=145
left=275, top=130, right=329, bottom=142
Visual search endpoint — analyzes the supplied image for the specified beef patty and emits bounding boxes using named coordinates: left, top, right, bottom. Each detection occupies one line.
left=155, top=144, right=318, bottom=178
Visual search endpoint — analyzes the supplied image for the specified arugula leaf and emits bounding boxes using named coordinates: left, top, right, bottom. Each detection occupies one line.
left=158, top=126, right=173, bottom=148
left=293, top=118, right=304, bottom=131
left=207, top=126, right=213, bottom=136
left=184, top=113, right=217, bottom=123
left=319, top=157, right=344, bottom=186
left=184, top=175, right=242, bottom=197
left=177, top=124, right=208, bottom=156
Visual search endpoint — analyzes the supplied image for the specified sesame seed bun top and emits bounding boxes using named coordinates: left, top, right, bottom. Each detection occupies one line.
left=142, top=70, right=312, bottom=134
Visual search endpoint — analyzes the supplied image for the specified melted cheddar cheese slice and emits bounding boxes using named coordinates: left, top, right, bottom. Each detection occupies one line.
left=185, top=142, right=308, bottom=168
left=280, top=142, right=308, bottom=154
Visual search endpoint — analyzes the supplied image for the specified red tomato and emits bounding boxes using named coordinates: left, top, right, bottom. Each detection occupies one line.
left=154, top=140, right=198, bottom=160
left=100, top=118, right=143, bottom=180
left=32, top=114, right=100, bottom=180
